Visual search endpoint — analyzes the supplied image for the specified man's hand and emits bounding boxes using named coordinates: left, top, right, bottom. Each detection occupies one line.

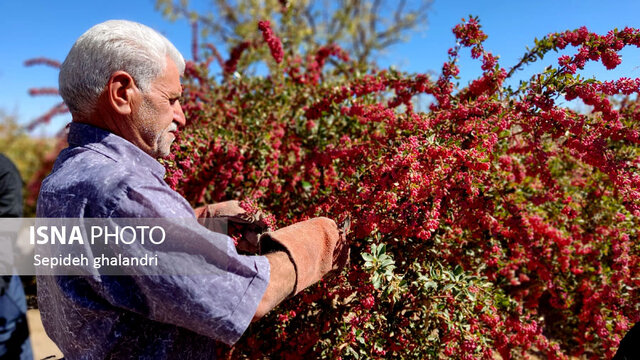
left=259, top=217, right=350, bottom=296
left=194, top=200, right=269, bottom=253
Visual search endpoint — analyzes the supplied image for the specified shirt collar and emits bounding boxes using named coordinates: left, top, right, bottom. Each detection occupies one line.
left=67, top=122, right=166, bottom=177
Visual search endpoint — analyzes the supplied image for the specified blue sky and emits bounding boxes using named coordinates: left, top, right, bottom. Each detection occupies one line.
left=2, top=0, right=640, bottom=135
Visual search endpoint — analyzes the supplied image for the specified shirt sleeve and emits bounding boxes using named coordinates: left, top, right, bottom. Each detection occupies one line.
left=85, top=182, right=270, bottom=345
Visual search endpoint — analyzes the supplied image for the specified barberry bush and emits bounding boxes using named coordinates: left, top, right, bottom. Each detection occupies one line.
left=162, top=16, right=639, bottom=359
left=25, top=13, right=639, bottom=359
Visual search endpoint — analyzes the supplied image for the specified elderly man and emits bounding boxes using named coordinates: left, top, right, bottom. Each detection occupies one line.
left=37, top=20, right=347, bottom=359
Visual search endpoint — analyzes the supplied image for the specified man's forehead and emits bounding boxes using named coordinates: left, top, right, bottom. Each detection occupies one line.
left=150, top=57, right=183, bottom=94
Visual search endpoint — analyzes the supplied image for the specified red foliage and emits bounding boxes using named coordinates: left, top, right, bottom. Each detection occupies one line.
left=258, top=20, right=284, bottom=64
left=165, top=17, right=639, bottom=358
left=23, top=57, right=61, bottom=69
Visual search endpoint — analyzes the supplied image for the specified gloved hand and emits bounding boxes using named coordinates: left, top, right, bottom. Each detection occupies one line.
left=194, top=200, right=269, bottom=253
left=259, top=217, right=350, bottom=296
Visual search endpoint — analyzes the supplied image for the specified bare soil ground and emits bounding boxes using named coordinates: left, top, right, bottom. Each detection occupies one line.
left=26, top=310, right=63, bottom=360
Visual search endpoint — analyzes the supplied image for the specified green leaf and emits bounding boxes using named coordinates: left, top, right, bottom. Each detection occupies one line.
left=380, top=258, right=394, bottom=268
left=453, top=265, right=463, bottom=276
left=424, top=281, right=437, bottom=291
left=372, top=274, right=382, bottom=289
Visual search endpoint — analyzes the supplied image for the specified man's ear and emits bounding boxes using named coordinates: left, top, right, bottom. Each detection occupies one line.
left=107, top=71, right=138, bottom=115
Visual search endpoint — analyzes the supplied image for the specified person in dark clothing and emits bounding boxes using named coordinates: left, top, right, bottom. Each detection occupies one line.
left=0, top=154, right=33, bottom=360
left=0, top=155, right=22, bottom=218
left=614, top=322, right=640, bottom=360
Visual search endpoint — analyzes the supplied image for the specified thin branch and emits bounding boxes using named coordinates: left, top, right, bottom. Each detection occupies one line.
left=394, top=0, right=407, bottom=24
left=28, top=87, right=59, bottom=96
left=205, top=43, right=225, bottom=70
left=370, top=0, right=381, bottom=35
left=506, top=50, right=540, bottom=79
left=191, top=20, right=199, bottom=61
left=24, top=58, right=61, bottom=69
left=26, top=102, right=68, bottom=131
left=303, top=6, right=317, bottom=35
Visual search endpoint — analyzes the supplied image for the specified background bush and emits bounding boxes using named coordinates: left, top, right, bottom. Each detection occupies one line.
left=0, top=111, right=56, bottom=217
left=163, top=14, right=639, bottom=359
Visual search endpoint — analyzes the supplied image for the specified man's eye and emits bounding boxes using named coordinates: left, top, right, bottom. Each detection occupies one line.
left=169, top=97, right=180, bottom=105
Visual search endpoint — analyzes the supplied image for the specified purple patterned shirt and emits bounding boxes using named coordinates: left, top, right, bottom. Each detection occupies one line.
left=36, top=122, right=270, bottom=359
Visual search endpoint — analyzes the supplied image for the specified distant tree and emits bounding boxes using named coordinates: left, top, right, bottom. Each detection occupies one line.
left=156, top=0, right=432, bottom=69
left=0, top=111, right=55, bottom=216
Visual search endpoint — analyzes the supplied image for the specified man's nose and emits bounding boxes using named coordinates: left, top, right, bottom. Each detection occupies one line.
left=174, top=102, right=186, bottom=127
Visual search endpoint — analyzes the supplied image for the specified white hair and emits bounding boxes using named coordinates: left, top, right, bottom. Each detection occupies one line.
left=59, top=20, right=185, bottom=118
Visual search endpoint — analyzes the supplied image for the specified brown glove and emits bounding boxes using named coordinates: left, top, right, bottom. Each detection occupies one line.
left=259, top=217, right=349, bottom=296
left=195, top=200, right=269, bottom=253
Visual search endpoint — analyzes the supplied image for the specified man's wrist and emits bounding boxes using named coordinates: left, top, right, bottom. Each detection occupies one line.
left=253, top=250, right=296, bottom=321
left=261, top=237, right=297, bottom=296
